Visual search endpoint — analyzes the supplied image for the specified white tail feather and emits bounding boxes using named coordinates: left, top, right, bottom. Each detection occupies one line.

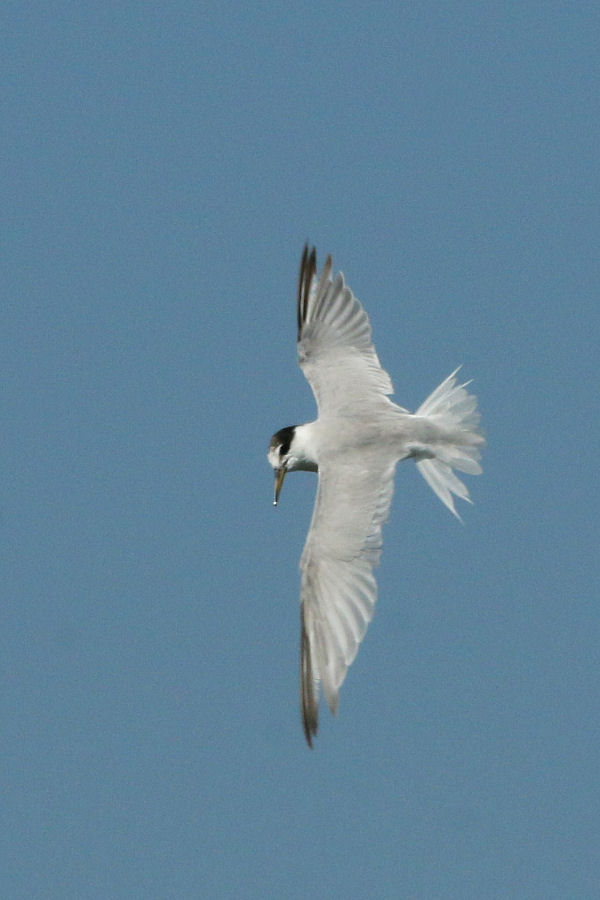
left=412, top=369, right=484, bottom=518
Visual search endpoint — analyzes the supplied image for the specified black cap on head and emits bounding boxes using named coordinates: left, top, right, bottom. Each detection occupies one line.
left=269, top=426, right=296, bottom=456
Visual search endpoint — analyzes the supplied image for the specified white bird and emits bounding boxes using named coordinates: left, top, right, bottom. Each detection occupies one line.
left=268, top=246, right=484, bottom=746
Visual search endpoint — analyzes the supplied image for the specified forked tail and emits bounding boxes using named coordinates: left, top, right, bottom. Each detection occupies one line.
left=411, top=368, right=485, bottom=518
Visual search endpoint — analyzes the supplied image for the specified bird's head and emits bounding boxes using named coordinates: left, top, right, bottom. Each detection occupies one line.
left=267, top=426, right=297, bottom=506
left=268, top=423, right=319, bottom=505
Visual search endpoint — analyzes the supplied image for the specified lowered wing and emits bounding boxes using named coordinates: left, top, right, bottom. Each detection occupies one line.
left=299, top=450, right=397, bottom=746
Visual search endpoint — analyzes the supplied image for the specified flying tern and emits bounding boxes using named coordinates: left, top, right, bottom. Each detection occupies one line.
left=268, top=246, right=484, bottom=746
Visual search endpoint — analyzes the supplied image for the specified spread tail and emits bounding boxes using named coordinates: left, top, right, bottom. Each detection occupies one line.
left=411, top=368, right=485, bottom=518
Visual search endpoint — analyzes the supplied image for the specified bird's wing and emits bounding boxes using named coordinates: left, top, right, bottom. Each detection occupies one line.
left=297, top=246, right=404, bottom=416
left=299, top=449, right=397, bottom=746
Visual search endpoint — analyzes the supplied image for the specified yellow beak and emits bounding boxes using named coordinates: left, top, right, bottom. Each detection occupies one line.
left=273, top=467, right=286, bottom=506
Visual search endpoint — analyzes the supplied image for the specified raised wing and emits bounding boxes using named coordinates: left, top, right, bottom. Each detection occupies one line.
left=299, top=449, right=397, bottom=746
left=297, top=246, right=402, bottom=417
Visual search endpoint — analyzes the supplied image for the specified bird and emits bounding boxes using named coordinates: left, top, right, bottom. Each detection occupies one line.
left=268, top=246, right=484, bottom=746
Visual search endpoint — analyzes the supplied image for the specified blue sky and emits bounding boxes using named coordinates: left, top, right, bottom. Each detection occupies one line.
left=3, top=3, right=599, bottom=898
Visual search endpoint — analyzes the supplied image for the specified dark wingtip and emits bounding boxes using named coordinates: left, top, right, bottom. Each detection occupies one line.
left=297, top=244, right=317, bottom=342
left=300, top=605, right=318, bottom=748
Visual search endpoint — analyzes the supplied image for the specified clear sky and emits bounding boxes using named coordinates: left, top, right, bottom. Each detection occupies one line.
left=3, top=3, right=599, bottom=898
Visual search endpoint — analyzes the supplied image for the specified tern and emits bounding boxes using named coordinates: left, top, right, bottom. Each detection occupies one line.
left=268, top=246, right=484, bottom=746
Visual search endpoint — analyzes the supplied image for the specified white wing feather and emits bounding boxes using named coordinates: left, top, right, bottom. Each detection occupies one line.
left=299, top=454, right=396, bottom=743
left=297, top=249, right=403, bottom=417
